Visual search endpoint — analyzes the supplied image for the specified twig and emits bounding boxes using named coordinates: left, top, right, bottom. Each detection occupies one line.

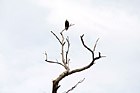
left=51, top=31, right=62, bottom=45
left=60, top=32, right=65, bottom=63
left=66, top=36, right=70, bottom=64
left=70, top=24, right=75, bottom=26
left=80, top=34, right=94, bottom=59
left=67, top=59, right=70, bottom=67
left=94, top=52, right=106, bottom=60
left=66, top=78, right=85, bottom=93
left=45, top=52, right=65, bottom=68
left=93, top=38, right=99, bottom=51
left=80, top=34, right=93, bottom=53
left=60, top=30, right=70, bottom=71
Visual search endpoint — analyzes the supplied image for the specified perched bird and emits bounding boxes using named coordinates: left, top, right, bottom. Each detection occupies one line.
left=65, top=19, right=69, bottom=31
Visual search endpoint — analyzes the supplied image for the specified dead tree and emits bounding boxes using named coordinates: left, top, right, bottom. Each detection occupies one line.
left=45, top=22, right=105, bottom=93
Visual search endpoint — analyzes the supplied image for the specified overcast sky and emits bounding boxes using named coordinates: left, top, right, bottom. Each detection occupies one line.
left=0, top=0, right=140, bottom=93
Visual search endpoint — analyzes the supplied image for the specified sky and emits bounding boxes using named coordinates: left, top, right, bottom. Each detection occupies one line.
left=0, top=0, right=140, bottom=93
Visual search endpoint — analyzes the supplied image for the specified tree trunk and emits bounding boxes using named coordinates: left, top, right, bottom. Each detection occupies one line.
left=52, top=80, right=60, bottom=93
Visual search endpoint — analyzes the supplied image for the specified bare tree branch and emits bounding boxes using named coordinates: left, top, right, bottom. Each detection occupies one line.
left=46, top=22, right=104, bottom=93
left=94, top=52, right=106, bottom=60
left=93, top=38, right=99, bottom=51
left=51, top=31, right=62, bottom=45
left=50, top=31, right=69, bottom=71
left=66, top=36, right=70, bottom=64
left=80, top=34, right=93, bottom=53
left=65, top=78, right=85, bottom=93
left=70, top=24, right=75, bottom=26
left=51, top=34, right=104, bottom=93
left=80, top=34, right=94, bottom=60
left=60, top=31, right=69, bottom=71
left=45, top=52, right=65, bottom=68
left=68, top=35, right=103, bottom=75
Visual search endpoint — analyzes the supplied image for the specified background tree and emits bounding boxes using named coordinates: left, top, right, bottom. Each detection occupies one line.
left=45, top=20, right=105, bottom=93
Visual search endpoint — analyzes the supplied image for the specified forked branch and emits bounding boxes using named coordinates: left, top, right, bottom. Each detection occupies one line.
left=68, top=34, right=104, bottom=75
left=45, top=52, right=65, bottom=68
left=47, top=31, right=70, bottom=71
left=46, top=23, right=104, bottom=93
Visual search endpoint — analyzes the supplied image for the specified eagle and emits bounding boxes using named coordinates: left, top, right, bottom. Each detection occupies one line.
left=65, top=19, right=69, bottom=31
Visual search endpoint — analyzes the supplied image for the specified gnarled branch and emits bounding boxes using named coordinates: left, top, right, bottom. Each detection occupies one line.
left=51, top=34, right=104, bottom=93
left=46, top=22, right=104, bottom=93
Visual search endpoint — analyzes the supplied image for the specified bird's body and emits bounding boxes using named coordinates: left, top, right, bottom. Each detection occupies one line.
left=65, top=19, right=69, bottom=31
